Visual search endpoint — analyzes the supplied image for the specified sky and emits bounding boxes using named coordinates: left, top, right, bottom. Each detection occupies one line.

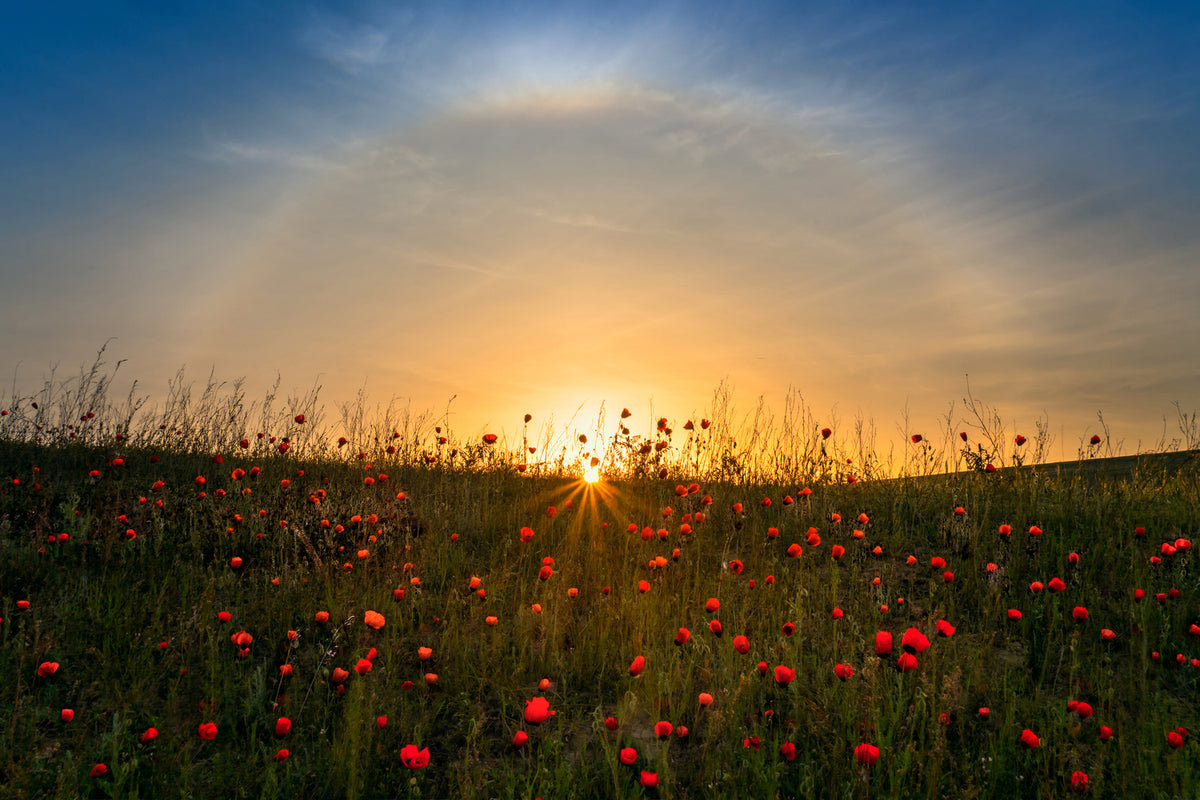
left=2, top=1, right=1198, bottom=458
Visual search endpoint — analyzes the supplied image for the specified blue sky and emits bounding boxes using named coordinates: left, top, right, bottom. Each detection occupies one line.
left=3, top=1, right=1198, bottom=456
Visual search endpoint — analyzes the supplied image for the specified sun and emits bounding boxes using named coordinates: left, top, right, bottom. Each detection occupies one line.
left=583, top=464, right=601, bottom=484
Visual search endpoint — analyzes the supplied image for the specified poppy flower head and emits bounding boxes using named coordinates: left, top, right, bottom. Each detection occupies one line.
left=89, top=763, right=108, bottom=778
left=524, top=696, right=553, bottom=724
left=896, top=652, right=918, bottom=672
left=400, top=744, right=430, bottom=769
left=364, top=610, right=386, bottom=629
left=773, top=664, right=795, bottom=686
left=875, top=631, right=892, bottom=656
left=605, top=716, right=619, bottom=730
left=639, top=771, right=658, bottom=788
left=619, top=746, right=637, bottom=765
left=936, top=619, right=956, bottom=637
left=674, top=627, right=691, bottom=645
left=1071, top=771, right=1088, bottom=793
left=654, top=720, right=673, bottom=738
left=821, top=427, right=832, bottom=439
left=37, top=661, right=59, bottom=678
left=782, top=621, right=796, bottom=636
left=709, top=619, right=723, bottom=635
left=629, top=655, right=645, bottom=677
left=198, top=722, right=218, bottom=740
left=1019, top=729, right=1040, bottom=748
left=1072, top=606, right=1089, bottom=621
left=1168, top=730, right=1184, bottom=748
left=512, top=730, right=528, bottom=747
left=901, top=628, right=930, bottom=653
left=275, top=717, right=291, bottom=736
left=854, top=743, right=880, bottom=766
left=911, top=434, right=923, bottom=444
left=834, top=663, right=854, bottom=680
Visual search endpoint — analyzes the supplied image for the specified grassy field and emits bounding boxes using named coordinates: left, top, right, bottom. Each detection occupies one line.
left=1, top=382, right=1199, bottom=799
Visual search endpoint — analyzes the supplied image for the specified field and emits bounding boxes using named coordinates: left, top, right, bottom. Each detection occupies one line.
left=1, top=382, right=1198, bottom=799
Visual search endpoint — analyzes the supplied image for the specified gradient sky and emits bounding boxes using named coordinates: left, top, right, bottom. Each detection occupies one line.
left=3, top=1, right=1198, bottom=457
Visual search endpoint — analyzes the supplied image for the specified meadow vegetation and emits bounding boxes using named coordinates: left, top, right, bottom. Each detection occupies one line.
left=1, top=352, right=1198, bottom=799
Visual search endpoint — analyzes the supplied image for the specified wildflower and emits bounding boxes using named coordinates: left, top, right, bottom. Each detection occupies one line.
left=400, top=744, right=429, bottom=769
left=1019, top=729, right=1040, bottom=748
left=199, top=722, right=218, bottom=740
left=605, top=717, right=619, bottom=730
left=355, top=659, right=372, bottom=675
left=875, top=631, right=892, bottom=656
left=61, top=708, right=74, bottom=722
left=782, top=621, right=795, bottom=636
left=629, top=656, right=645, bottom=677
left=364, top=610, right=386, bottom=629
left=89, top=763, right=108, bottom=778
left=855, top=743, right=879, bottom=766
left=275, top=718, right=291, bottom=736
left=674, top=627, right=691, bottom=645
left=773, top=665, right=795, bottom=686
left=1071, top=771, right=1088, bottom=792
left=639, top=771, right=658, bottom=787
left=733, top=635, right=750, bottom=654
left=1072, top=606, right=1089, bottom=621
left=709, top=619, right=722, bottom=636
left=654, top=720, right=673, bottom=738
left=834, top=663, right=854, bottom=680
left=1167, top=730, right=1183, bottom=748
left=520, top=527, right=535, bottom=542
left=1048, top=577, right=1066, bottom=592
left=698, top=692, right=713, bottom=707
left=331, top=668, right=349, bottom=684
left=140, top=727, right=158, bottom=742
left=896, top=653, right=918, bottom=672
left=512, top=730, right=528, bottom=747
left=936, top=620, right=956, bottom=637
left=525, top=696, right=553, bottom=724
left=619, top=747, right=637, bottom=765
left=315, top=611, right=329, bottom=624
left=37, top=662, right=59, bottom=678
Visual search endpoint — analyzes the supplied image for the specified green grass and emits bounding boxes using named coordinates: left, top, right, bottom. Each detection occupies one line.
left=1, top=431, right=1198, bottom=799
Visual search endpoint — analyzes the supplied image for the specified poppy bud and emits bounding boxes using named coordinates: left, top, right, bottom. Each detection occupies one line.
left=629, top=656, right=645, bottom=677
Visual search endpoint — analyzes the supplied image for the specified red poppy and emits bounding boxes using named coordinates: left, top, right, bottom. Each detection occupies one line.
left=37, top=661, right=59, bottom=678
left=619, top=746, right=637, bottom=765
left=727, top=634, right=748, bottom=654
left=896, top=652, right=918, bottom=672
left=1071, top=701, right=1093, bottom=719
left=525, top=696, right=553, bottom=724
left=698, top=692, right=713, bottom=707
left=331, top=668, right=349, bottom=684
left=674, top=627, right=691, bottom=645
left=1019, top=729, right=1040, bottom=748
left=782, top=621, right=795, bottom=636
left=275, top=717, right=291, bottom=736
left=705, top=597, right=720, bottom=613
left=605, top=716, right=619, bottom=730
left=1100, top=725, right=1112, bottom=741
left=140, top=727, right=158, bottom=742
left=786, top=543, right=803, bottom=557
left=911, top=434, right=923, bottom=444
left=483, top=433, right=498, bottom=444
left=773, top=665, right=795, bottom=686
left=638, top=580, right=651, bottom=593
left=781, top=740, right=797, bottom=760
left=512, top=730, right=528, bottom=747
left=978, top=707, right=990, bottom=719
left=1048, top=577, right=1066, bottom=592
left=1072, top=606, right=1089, bottom=621
left=1030, top=581, right=1044, bottom=593
left=834, top=663, right=854, bottom=680
left=1071, top=771, right=1088, bottom=792
left=936, top=620, right=956, bottom=637
left=199, top=722, right=218, bottom=740
left=709, top=619, right=723, bottom=636
left=538, top=565, right=553, bottom=581
left=400, top=744, right=430, bottom=769
left=901, top=628, right=930, bottom=653
left=629, top=656, right=645, bottom=677
left=831, top=544, right=845, bottom=559
left=821, top=427, right=832, bottom=439
left=854, top=743, right=879, bottom=766
left=355, top=658, right=372, bottom=675
left=875, top=631, right=892, bottom=656
left=931, top=556, right=946, bottom=569
left=1014, top=434, right=1026, bottom=445
left=639, top=771, right=658, bottom=788
left=1008, top=609, right=1023, bottom=620
left=1168, top=730, right=1184, bottom=748
left=1029, top=525, right=1043, bottom=536
left=654, top=720, right=673, bottom=738
left=89, top=763, right=108, bottom=778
